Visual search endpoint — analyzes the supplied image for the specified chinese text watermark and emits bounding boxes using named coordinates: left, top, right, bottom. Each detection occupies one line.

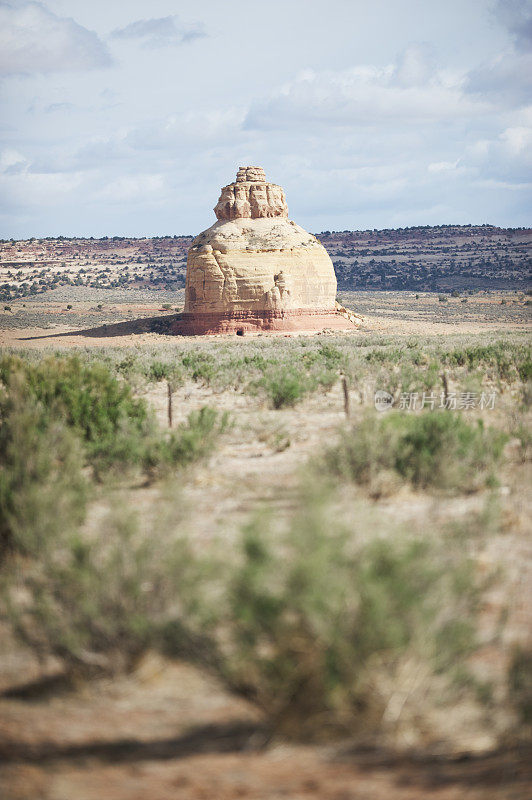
left=375, top=391, right=497, bottom=411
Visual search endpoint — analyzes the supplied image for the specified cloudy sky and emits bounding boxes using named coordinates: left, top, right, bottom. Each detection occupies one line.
left=1, top=0, right=531, bottom=237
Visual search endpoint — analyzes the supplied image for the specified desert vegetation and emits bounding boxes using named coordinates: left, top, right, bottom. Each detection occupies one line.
left=323, top=411, right=506, bottom=494
left=1, top=331, right=530, bottom=767
left=1, top=225, right=530, bottom=302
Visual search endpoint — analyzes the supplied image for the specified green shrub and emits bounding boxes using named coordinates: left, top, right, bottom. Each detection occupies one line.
left=443, top=343, right=530, bottom=382
left=164, top=407, right=229, bottom=468
left=324, top=411, right=506, bottom=493
left=242, top=353, right=269, bottom=371
left=318, top=343, right=344, bottom=368
left=0, top=355, right=224, bottom=479
left=365, top=349, right=389, bottom=364
left=116, top=354, right=141, bottom=381
left=182, top=352, right=215, bottom=384
left=313, top=367, right=338, bottom=391
left=1, top=400, right=227, bottom=670
left=147, top=360, right=184, bottom=388
left=0, top=380, right=87, bottom=558
left=518, top=360, right=532, bottom=382
left=0, top=355, right=149, bottom=451
left=3, top=505, right=197, bottom=675
left=88, top=406, right=227, bottom=478
left=193, top=489, right=480, bottom=737
left=148, top=360, right=169, bottom=381
left=259, top=368, right=308, bottom=408
left=391, top=362, right=440, bottom=396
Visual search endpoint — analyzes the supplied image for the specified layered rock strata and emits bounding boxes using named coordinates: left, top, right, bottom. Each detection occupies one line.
left=173, top=166, right=355, bottom=334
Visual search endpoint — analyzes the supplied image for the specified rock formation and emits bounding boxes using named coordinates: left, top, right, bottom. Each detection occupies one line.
left=173, top=166, right=356, bottom=334
left=214, top=166, right=288, bottom=221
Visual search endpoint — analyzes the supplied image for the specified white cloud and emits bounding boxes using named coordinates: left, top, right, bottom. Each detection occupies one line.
left=244, top=47, right=487, bottom=130
left=125, top=108, right=246, bottom=150
left=45, top=101, right=76, bottom=113
left=428, top=159, right=462, bottom=172
left=96, top=174, right=167, bottom=204
left=391, top=42, right=437, bottom=87
left=0, top=168, right=84, bottom=209
left=110, top=15, right=206, bottom=48
left=0, top=148, right=28, bottom=173
left=464, top=2, right=532, bottom=107
left=0, top=1, right=112, bottom=75
left=465, top=51, right=532, bottom=106
left=500, top=124, right=532, bottom=153
left=465, top=124, right=532, bottom=182
left=493, top=0, right=532, bottom=52
left=1, top=3, right=530, bottom=236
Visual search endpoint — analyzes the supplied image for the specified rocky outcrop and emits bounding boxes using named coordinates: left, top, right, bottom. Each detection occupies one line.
left=214, top=166, right=288, bottom=221
left=173, top=167, right=357, bottom=335
left=335, top=301, right=363, bottom=325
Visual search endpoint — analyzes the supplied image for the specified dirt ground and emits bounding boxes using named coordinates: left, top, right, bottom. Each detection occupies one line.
left=1, top=644, right=531, bottom=800
left=0, top=289, right=530, bottom=349
left=1, top=291, right=531, bottom=799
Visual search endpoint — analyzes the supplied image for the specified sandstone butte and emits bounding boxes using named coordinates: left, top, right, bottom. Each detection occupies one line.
left=172, top=166, right=358, bottom=334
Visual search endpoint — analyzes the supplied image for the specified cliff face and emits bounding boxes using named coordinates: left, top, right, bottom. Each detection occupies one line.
left=184, top=218, right=337, bottom=314
left=175, top=167, right=354, bottom=334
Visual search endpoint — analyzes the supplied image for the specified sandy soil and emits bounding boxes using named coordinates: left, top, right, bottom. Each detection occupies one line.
left=1, top=647, right=530, bottom=800
left=1, top=642, right=531, bottom=800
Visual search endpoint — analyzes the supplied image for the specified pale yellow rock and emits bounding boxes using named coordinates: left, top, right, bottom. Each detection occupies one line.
left=214, top=165, right=288, bottom=221
left=185, top=168, right=338, bottom=315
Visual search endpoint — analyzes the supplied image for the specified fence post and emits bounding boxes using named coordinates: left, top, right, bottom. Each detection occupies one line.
left=342, top=375, right=350, bottom=418
left=167, top=381, right=173, bottom=428
left=441, top=372, right=449, bottom=404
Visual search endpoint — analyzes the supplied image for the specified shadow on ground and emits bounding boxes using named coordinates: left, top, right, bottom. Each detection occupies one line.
left=0, top=727, right=530, bottom=795
left=2, top=674, right=529, bottom=790
left=16, top=314, right=180, bottom=341
left=335, top=743, right=532, bottom=792
left=0, top=721, right=265, bottom=764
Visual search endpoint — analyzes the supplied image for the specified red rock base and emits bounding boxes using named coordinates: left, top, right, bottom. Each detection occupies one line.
left=171, top=309, right=356, bottom=335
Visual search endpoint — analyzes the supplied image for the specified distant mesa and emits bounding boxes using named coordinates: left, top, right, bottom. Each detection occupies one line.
left=172, top=166, right=356, bottom=334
